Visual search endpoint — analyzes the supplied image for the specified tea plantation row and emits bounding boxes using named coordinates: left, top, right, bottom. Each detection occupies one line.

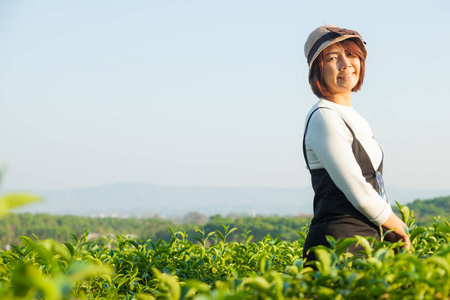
left=0, top=203, right=449, bottom=299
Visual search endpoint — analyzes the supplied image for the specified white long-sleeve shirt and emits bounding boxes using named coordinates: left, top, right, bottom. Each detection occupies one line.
left=304, top=99, right=392, bottom=226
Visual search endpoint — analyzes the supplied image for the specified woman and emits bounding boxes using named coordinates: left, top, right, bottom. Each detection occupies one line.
left=302, top=25, right=411, bottom=261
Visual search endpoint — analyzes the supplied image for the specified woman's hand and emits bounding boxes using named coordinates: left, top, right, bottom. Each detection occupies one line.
left=382, top=212, right=411, bottom=249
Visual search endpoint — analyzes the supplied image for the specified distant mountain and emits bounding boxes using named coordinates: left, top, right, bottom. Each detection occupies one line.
left=4, top=183, right=450, bottom=218
left=7, top=183, right=314, bottom=217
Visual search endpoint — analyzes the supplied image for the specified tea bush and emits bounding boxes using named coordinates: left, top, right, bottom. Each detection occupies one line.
left=0, top=201, right=448, bottom=299
left=0, top=190, right=449, bottom=299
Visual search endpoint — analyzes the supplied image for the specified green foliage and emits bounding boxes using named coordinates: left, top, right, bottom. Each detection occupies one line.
left=0, top=194, right=40, bottom=218
left=0, top=213, right=311, bottom=247
left=0, top=212, right=448, bottom=299
left=2, top=194, right=447, bottom=248
left=0, top=187, right=449, bottom=299
left=393, top=195, right=450, bottom=226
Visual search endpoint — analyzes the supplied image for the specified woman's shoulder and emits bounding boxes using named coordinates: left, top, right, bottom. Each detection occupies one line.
left=306, top=101, right=373, bottom=139
left=306, top=105, right=349, bottom=136
left=308, top=100, right=366, bottom=126
left=306, top=102, right=345, bottom=127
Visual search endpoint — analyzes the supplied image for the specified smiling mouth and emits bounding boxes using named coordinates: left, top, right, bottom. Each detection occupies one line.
left=338, top=73, right=354, bottom=79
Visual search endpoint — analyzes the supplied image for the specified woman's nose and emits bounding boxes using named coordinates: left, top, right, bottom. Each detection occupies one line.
left=339, top=56, right=352, bottom=70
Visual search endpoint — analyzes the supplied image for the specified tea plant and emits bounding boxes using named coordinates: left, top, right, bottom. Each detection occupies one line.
left=0, top=191, right=449, bottom=299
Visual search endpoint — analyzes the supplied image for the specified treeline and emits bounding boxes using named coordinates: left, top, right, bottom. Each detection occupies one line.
left=395, top=195, right=450, bottom=226
left=0, top=213, right=311, bottom=248
left=1, top=195, right=448, bottom=248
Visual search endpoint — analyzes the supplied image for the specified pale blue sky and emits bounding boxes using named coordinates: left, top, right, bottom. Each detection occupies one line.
left=1, top=0, right=449, bottom=190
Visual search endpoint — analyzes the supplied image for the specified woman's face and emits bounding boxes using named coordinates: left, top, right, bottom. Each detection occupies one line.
left=321, top=44, right=361, bottom=99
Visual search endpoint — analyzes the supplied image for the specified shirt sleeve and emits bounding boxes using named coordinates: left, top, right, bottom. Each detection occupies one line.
left=305, top=109, right=392, bottom=226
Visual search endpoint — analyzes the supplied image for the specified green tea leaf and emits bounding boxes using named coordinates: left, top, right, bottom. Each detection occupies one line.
left=0, top=194, right=40, bottom=217
left=64, top=243, right=75, bottom=256
left=410, top=227, right=426, bottom=243
left=242, top=277, right=271, bottom=290
left=314, top=248, right=331, bottom=275
left=336, top=237, right=357, bottom=256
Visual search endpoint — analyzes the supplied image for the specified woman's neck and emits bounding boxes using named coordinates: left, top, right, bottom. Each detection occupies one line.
left=326, top=93, right=352, bottom=107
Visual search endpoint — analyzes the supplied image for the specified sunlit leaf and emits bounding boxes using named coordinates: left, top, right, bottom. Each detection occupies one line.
left=0, top=193, right=40, bottom=216
left=313, top=248, right=331, bottom=275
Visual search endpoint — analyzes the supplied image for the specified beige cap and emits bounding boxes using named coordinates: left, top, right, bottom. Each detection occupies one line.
left=304, top=25, right=367, bottom=74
